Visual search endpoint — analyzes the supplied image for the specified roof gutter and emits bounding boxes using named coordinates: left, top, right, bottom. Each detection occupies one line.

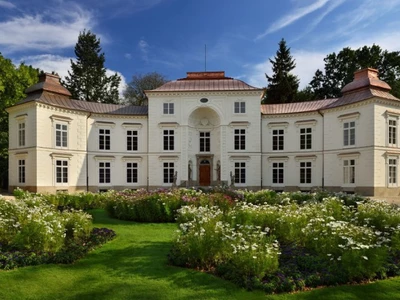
left=317, top=109, right=324, bottom=190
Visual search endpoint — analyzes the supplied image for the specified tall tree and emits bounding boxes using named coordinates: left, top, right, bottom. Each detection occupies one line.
left=0, top=53, right=39, bottom=187
left=124, top=72, right=168, bottom=105
left=309, top=45, right=400, bottom=99
left=264, top=38, right=299, bottom=104
left=63, top=29, right=121, bottom=104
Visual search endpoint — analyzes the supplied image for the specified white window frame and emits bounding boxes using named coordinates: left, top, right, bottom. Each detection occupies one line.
left=272, top=129, right=284, bottom=151
left=18, top=122, right=26, bottom=147
left=18, top=159, right=25, bottom=184
left=300, top=127, right=312, bottom=150
left=388, top=116, right=398, bottom=147
left=99, top=161, right=111, bottom=184
left=99, top=128, right=111, bottom=151
left=234, top=161, right=246, bottom=185
left=163, top=161, right=175, bottom=184
left=343, top=121, right=356, bottom=147
left=163, top=102, right=174, bottom=115
left=272, top=162, right=285, bottom=185
left=55, top=159, right=69, bottom=185
left=234, top=128, right=246, bottom=150
left=199, top=131, right=210, bottom=152
left=126, top=162, right=138, bottom=184
left=55, top=122, right=68, bottom=149
left=163, top=129, right=175, bottom=151
left=299, top=161, right=312, bottom=184
left=386, top=155, right=399, bottom=187
left=127, top=130, right=138, bottom=151
left=343, top=159, right=356, bottom=185
left=234, top=101, right=246, bottom=114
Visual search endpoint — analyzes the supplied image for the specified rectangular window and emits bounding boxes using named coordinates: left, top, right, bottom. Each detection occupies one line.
left=199, top=132, right=210, bottom=152
left=99, top=129, right=111, bottom=150
left=56, top=160, right=68, bottom=183
left=234, top=129, right=246, bottom=150
left=300, top=161, right=312, bottom=184
left=272, top=129, right=284, bottom=150
left=343, top=121, right=355, bottom=146
left=55, top=123, right=68, bottom=148
left=300, top=128, right=312, bottom=150
left=18, top=122, right=25, bottom=147
left=99, top=162, right=111, bottom=183
left=163, top=130, right=174, bottom=151
left=18, top=159, right=25, bottom=183
left=343, top=159, right=355, bottom=184
left=389, top=158, right=397, bottom=186
left=389, top=119, right=397, bottom=146
left=234, top=101, right=246, bottom=114
left=163, top=103, right=174, bottom=114
left=234, top=162, right=246, bottom=184
left=127, top=130, right=138, bottom=151
left=272, top=162, right=284, bottom=184
left=163, top=162, right=174, bottom=183
left=126, top=162, right=138, bottom=183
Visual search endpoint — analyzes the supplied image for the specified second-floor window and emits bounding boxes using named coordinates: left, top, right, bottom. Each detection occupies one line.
left=127, top=130, right=138, bottom=151
left=55, top=123, right=68, bottom=148
left=343, top=121, right=355, bottom=146
left=163, top=130, right=174, bottom=151
left=389, top=119, right=397, bottom=146
left=18, top=122, right=25, bottom=147
left=272, top=129, right=284, bottom=150
left=99, top=129, right=111, bottom=150
left=234, top=101, right=246, bottom=114
left=234, top=129, right=246, bottom=150
left=163, top=103, right=174, bottom=114
left=300, top=128, right=312, bottom=150
left=199, top=132, right=210, bottom=152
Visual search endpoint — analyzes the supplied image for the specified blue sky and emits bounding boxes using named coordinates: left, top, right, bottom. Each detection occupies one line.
left=1, top=0, right=400, bottom=95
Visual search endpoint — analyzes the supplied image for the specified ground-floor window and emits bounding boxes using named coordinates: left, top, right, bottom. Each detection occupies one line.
left=99, top=162, right=111, bottom=183
left=343, top=159, right=355, bottom=184
left=163, top=162, right=174, bottom=183
left=300, top=161, right=312, bottom=184
left=18, top=159, right=25, bottom=183
left=127, top=162, right=138, bottom=183
left=234, top=162, right=246, bottom=184
left=56, top=160, right=68, bottom=183
left=272, top=162, right=284, bottom=184
left=388, top=158, right=398, bottom=187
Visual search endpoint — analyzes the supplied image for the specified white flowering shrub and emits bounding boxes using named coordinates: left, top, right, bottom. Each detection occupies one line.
left=0, top=196, right=92, bottom=253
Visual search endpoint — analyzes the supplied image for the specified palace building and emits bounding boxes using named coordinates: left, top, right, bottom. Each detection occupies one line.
left=7, top=68, right=400, bottom=196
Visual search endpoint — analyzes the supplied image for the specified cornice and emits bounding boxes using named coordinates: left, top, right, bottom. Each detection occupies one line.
left=147, top=90, right=263, bottom=97
left=37, top=103, right=88, bottom=117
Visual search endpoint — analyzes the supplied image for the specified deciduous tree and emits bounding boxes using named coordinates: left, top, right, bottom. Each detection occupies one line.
left=124, top=72, right=168, bottom=106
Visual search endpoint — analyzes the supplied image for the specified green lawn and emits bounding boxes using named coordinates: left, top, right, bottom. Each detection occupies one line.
left=1, top=210, right=400, bottom=300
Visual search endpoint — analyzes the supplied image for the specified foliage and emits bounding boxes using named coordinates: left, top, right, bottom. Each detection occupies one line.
left=264, top=38, right=299, bottom=104
left=13, top=187, right=110, bottom=210
left=0, top=54, right=39, bottom=188
left=170, top=192, right=400, bottom=292
left=308, top=45, right=400, bottom=99
left=63, top=29, right=121, bottom=104
left=0, top=227, right=116, bottom=270
left=124, top=72, right=168, bottom=105
left=0, top=196, right=92, bottom=253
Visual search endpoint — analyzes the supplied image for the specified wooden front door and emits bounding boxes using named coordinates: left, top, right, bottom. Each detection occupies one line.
left=199, top=161, right=211, bottom=186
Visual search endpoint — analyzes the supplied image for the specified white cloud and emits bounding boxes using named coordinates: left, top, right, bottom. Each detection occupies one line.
left=0, top=1, right=15, bottom=9
left=0, top=3, right=95, bottom=53
left=138, top=39, right=149, bottom=62
left=124, top=53, right=132, bottom=60
left=256, top=0, right=330, bottom=40
left=19, top=54, right=126, bottom=99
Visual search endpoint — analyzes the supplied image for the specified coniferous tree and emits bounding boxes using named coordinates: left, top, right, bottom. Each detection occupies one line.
left=264, top=38, right=299, bottom=104
left=63, top=30, right=121, bottom=104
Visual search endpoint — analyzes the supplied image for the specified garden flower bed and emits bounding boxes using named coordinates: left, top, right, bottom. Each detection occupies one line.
left=0, top=195, right=115, bottom=270
left=105, top=188, right=400, bottom=293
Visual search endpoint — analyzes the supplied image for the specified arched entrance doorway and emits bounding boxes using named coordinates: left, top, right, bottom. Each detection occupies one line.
left=199, top=159, right=211, bottom=186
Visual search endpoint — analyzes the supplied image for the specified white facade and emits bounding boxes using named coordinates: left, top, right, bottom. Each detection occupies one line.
left=7, top=69, right=400, bottom=196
